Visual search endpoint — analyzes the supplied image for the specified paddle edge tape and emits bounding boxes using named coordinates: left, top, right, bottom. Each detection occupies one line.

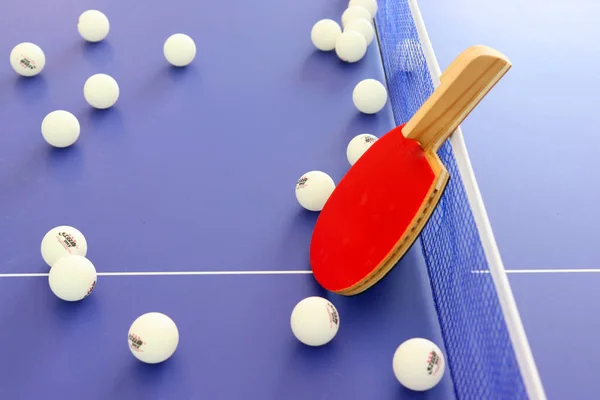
left=334, top=151, right=450, bottom=296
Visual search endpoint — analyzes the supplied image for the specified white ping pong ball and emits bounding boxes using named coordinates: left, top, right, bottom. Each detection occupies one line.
left=164, top=33, right=196, bottom=67
left=41, top=110, right=81, bottom=148
left=353, top=78, right=388, bottom=114
left=290, top=296, right=340, bottom=346
left=341, top=6, right=372, bottom=28
left=48, top=255, right=97, bottom=302
left=347, top=133, right=378, bottom=165
left=78, top=10, right=110, bottom=42
left=84, top=73, right=119, bottom=109
left=392, top=338, right=446, bottom=391
left=128, top=312, right=180, bottom=364
left=344, top=18, right=375, bottom=46
left=41, top=225, right=88, bottom=267
left=335, top=30, right=367, bottom=63
left=9, top=42, right=45, bottom=77
left=348, top=0, right=378, bottom=18
left=295, top=171, right=335, bottom=211
left=311, top=19, right=342, bottom=51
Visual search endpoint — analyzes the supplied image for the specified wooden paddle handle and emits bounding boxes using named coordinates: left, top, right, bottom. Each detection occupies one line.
left=403, top=45, right=511, bottom=152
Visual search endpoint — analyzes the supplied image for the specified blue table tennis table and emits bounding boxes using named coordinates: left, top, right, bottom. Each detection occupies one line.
left=1, top=0, right=596, bottom=398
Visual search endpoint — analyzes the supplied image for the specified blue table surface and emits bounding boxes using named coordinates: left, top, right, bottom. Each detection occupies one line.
left=2, top=0, right=596, bottom=397
left=0, top=0, right=456, bottom=399
left=418, top=0, right=600, bottom=398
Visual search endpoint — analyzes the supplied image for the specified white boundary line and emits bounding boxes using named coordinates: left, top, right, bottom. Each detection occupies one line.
left=473, top=269, right=600, bottom=274
left=407, top=1, right=547, bottom=399
left=1, top=269, right=597, bottom=278
left=0, top=270, right=314, bottom=278
left=2, top=269, right=595, bottom=278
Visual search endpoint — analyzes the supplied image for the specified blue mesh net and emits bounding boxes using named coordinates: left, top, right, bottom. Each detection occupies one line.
left=375, top=1, right=529, bottom=398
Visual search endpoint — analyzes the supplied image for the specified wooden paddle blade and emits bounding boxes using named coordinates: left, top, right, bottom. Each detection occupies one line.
left=403, top=45, right=511, bottom=152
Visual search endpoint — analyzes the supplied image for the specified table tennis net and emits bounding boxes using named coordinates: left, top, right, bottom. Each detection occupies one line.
left=375, top=1, right=543, bottom=398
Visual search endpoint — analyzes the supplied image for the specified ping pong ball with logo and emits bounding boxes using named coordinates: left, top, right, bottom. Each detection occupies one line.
left=295, top=171, right=335, bottom=211
left=347, top=133, right=378, bottom=165
left=41, top=226, right=88, bottom=267
left=9, top=42, right=45, bottom=77
left=392, top=338, right=446, bottom=391
left=128, top=312, right=180, bottom=364
left=290, top=296, right=340, bottom=346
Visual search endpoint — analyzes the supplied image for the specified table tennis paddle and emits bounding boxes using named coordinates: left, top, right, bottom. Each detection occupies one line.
left=310, top=45, right=511, bottom=296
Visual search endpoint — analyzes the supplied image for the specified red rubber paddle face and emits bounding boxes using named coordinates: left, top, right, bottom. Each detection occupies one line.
left=309, top=124, right=437, bottom=293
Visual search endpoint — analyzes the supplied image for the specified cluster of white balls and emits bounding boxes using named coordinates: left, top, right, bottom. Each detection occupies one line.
left=7, top=9, right=194, bottom=366
left=296, top=1, right=388, bottom=213
left=9, top=10, right=197, bottom=149
left=311, top=0, right=378, bottom=63
left=290, top=295, right=446, bottom=392
left=40, top=224, right=179, bottom=364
